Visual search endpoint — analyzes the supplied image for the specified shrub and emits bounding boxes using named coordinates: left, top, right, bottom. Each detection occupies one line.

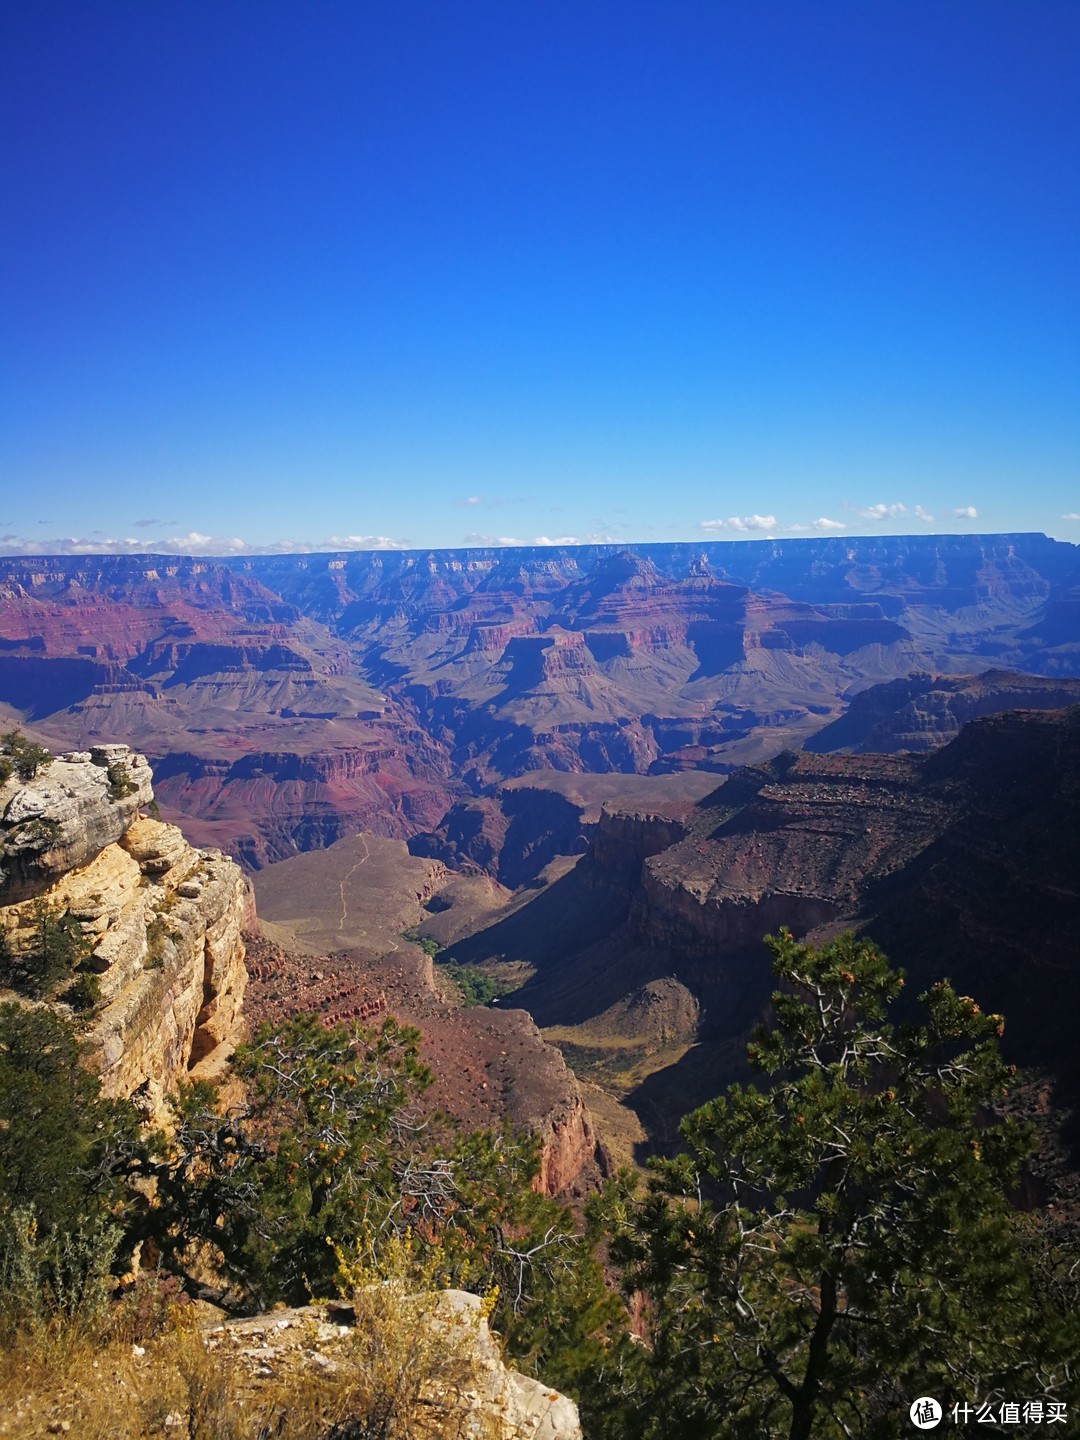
left=10, top=815, right=62, bottom=850
left=0, top=1207, right=121, bottom=1334
left=401, top=927, right=439, bottom=959
left=60, top=971, right=102, bottom=1013
left=0, top=1005, right=143, bottom=1331
left=4, top=901, right=94, bottom=998
left=0, top=730, right=52, bottom=782
left=144, top=915, right=168, bottom=969
left=106, top=761, right=137, bottom=801
left=438, top=961, right=511, bottom=1007
left=331, top=1231, right=502, bottom=1440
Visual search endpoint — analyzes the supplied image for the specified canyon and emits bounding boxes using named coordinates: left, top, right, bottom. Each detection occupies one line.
left=0, top=742, right=602, bottom=1197
left=2, top=535, right=1079, bottom=1168
left=2, top=540, right=1079, bottom=1440
left=1, top=533, right=1078, bottom=868
left=438, top=703, right=1080, bottom=1158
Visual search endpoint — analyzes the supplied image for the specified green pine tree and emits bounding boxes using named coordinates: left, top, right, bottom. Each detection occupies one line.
left=0, top=1004, right=143, bottom=1327
left=0, top=902, right=95, bottom=999
left=594, top=930, right=1080, bottom=1440
left=152, top=1012, right=620, bottom=1395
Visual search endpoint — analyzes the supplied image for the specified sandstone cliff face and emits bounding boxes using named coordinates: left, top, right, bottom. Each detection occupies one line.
left=0, top=743, right=153, bottom=903
left=0, top=746, right=247, bottom=1119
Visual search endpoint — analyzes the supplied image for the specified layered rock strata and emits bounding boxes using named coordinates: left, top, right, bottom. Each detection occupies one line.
left=0, top=745, right=247, bottom=1117
left=5, top=534, right=1078, bottom=866
left=806, top=668, right=1080, bottom=755
left=0, top=743, right=153, bottom=903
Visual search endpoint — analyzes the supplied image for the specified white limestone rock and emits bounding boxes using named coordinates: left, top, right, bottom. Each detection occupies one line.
left=0, top=744, right=154, bottom=904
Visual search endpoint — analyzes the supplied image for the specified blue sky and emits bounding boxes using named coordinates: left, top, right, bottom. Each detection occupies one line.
left=2, top=1, right=1078, bottom=555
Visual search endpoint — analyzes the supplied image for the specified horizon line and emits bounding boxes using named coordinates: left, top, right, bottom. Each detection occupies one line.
left=0, top=530, right=1071, bottom=564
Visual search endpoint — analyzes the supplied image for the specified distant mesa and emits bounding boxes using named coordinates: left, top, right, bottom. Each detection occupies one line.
left=0, top=532, right=1076, bottom=868
left=807, top=668, right=1080, bottom=754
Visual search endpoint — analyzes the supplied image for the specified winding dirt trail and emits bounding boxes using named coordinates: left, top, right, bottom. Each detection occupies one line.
left=336, top=835, right=370, bottom=932
left=334, top=835, right=401, bottom=953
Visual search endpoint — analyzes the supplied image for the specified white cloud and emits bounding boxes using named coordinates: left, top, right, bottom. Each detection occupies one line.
left=913, top=505, right=935, bottom=522
left=812, top=517, right=846, bottom=532
left=700, top=514, right=777, bottom=533
left=854, top=502, right=906, bottom=522
left=455, top=496, right=483, bottom=507
left=1061, top=512, right=1080, bottom=522
left=319, top=534, right=409, bottom=551
left=953, top=506, right=978, bottom=520
left=464, top=532, right=629, bottom=548
left=0, top=531, right=411, bottom=557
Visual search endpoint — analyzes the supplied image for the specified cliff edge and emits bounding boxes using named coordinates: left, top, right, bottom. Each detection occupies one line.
left=0, top=740, right=247, bottom=1118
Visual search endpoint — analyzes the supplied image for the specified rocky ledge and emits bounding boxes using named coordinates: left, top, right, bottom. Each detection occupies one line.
left=202, top=1293, right=582, bottom=1439
left=0, top=743, right=247, bottom=1119
left=0, top=743, right=153, bottom=903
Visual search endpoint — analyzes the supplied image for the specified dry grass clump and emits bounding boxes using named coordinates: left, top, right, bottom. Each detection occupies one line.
left=326, top=1234, right=502, bottom=1440
left=0, top=1263, right=502, bottom=1440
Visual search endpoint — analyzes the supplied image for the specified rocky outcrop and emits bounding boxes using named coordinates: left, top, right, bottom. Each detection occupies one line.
left=531, top=1089, right=599, bottom=1197
left=0, top=746, right=247, bottom=1119
left=638, top=749, right=947, bottom=959
left=806, top=668, right=1080, bottom=755
left=622, top=706, right=1080, bottom=1077
left=590, top=805, right=687, bottom=890
left=0, top=744, right=152, bottom=903
left=204, top=1293, right=582, bottom=1439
